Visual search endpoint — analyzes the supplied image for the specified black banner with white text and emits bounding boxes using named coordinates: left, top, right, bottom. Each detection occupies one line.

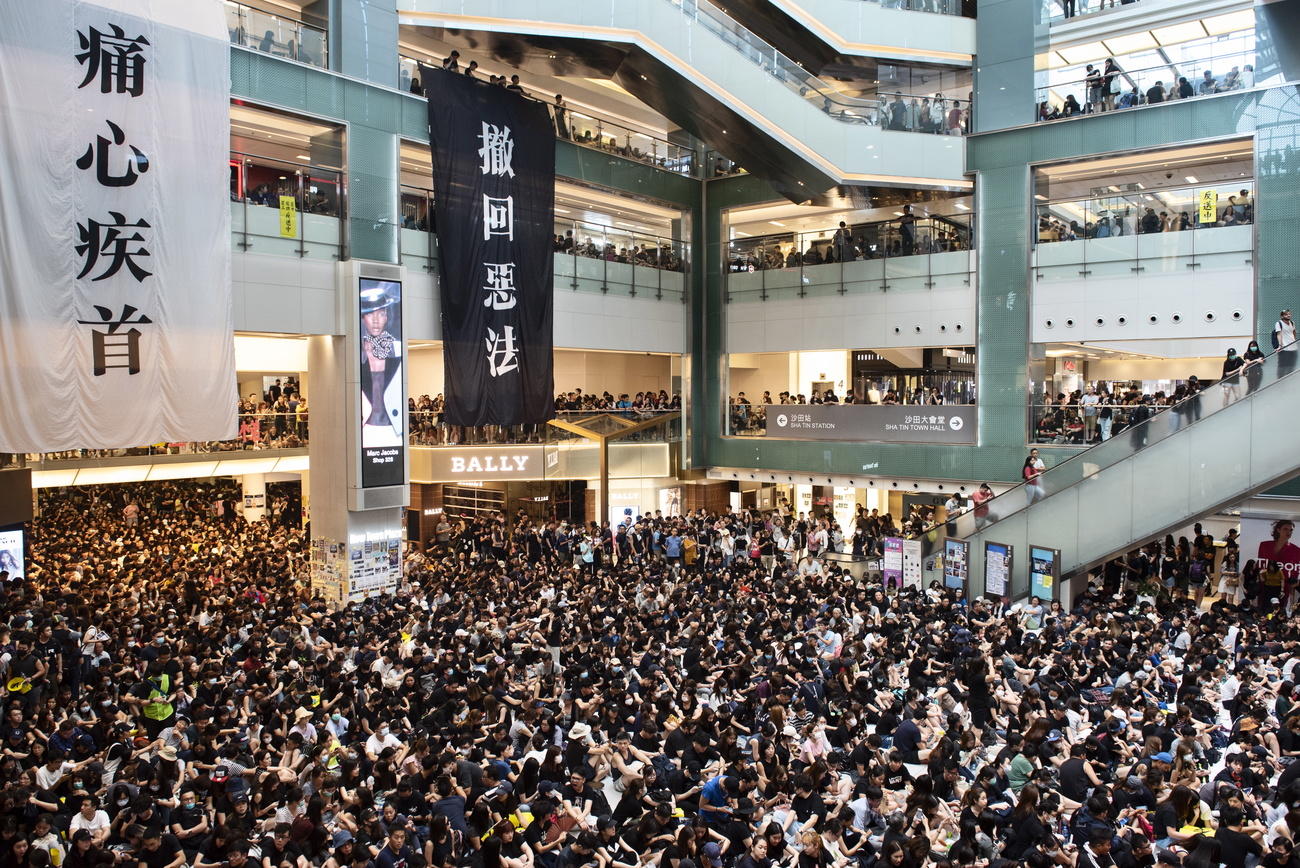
left=424, top=67, right=555, bottom=427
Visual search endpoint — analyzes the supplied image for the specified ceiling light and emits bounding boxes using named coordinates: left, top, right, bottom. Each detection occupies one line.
left=1056, top=42, right=1108, bottom=65
left=1102, top=31, right=1158, bottom=54
left=1151, top=21, right=1207, bottom=45
left=1185, top=175, right=1198, bottom=183
left=295, top=154, right=310, bottom=160
left=555, top=207, right=570, bottom=214
left=954, top=202, right=969, bottom=210
left=1108, top=185, right=1120, bottom=192
left=1201, top=9, right=1253, bottom=35
left=769, top=221, right=785, bottom=226
left=1034, top=194, right=1048, bottom=201
left=733, top=231, right=751, bottom=237
left=893, top=211, right=904, bottom=217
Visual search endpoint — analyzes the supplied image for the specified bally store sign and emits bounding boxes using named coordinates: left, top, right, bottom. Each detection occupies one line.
left=412, top=445, right=545, bottom=481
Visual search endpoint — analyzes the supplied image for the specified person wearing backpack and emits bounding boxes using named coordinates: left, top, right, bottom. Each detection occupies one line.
left=1274, top=309, right=1296, bottom=376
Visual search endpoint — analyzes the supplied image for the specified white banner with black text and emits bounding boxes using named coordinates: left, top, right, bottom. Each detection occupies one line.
left=0, top=0, right=236, bottom=452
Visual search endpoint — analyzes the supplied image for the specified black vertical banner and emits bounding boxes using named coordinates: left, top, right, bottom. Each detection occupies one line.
left=424, top=67, right=555, bottom=426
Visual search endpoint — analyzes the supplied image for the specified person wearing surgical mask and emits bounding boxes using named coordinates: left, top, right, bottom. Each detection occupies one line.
left=1243, top=340, right=1266, bottom=394
left=364, top=721, right=403, bottom=762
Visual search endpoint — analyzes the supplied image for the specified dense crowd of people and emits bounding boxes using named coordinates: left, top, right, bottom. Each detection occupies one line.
left=409, top=391, right=681, bottom=446
left=1040, top=60, right=1255, bottom=122
left=2, top=479, right=1300, bottom=868
left=1037, top=191, right=1253, bottom=243
left=553, top=233, right=687, bottom=274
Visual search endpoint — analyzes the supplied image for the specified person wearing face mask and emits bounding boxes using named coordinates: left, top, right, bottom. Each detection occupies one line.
left=1222, top=347, right=1246, bottom=406
left=364, top=722, right=403, bottom=763
left=1243, top=340, right=1266, bottom=394
left=169, top=790, right=209, bottom=861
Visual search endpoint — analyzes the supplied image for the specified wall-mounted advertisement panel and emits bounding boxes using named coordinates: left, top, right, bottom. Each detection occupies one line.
left=1029, top=545, right=1060, bottom=600
left=984, top=541, right=1012, bottom=598
left=902, top=539, right=923, bottom=588
left=359, top=278, right=405, bottom=489
left=944, top=538, right=969, bottom=590
left=883, top=537, right=903, bottom=589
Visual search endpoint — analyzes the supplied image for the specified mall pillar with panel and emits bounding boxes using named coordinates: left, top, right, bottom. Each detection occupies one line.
left=307, top=261, right=410, bottom=606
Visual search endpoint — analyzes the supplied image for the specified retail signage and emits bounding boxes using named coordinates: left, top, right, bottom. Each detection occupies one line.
left=764, top=404, right=975, bottom=443
left=421, top=446, right=544, bottom=481
left=278, top=195, right=297, bottom=237
left=1029, top=545, right=1060, bottom=600
left=902, top=539, right=923, bottom=589
left=984, top=541, right=1012, bottom=598
left=944, top=538, right=970, bottom=590
left=359, top=278, right=406, bottom=488
left=0, top=0, right=237, bottom=452
left=423, top=66, right=555, bottom=427
left=882, top=537, right=903, bottom=589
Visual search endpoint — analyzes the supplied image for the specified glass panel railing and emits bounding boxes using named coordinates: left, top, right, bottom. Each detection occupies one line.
left=398, top=56, right=698, bottom=176
left=1033, top=181, right=1253, bottom=282
left=553, top=219, right=690, bottom=302
left=230, top=151, right=344, bottom=259
left=664, top=0, right=972, bottom=132
left=1036, top=52, right=1258, bottom=122
left=1043, top=0, right=1140, bottom=23
left=725, top=215, right=973, bottom=301
left=876, top=0, right=964, bottom=15
left=727, top=394, right=977, bottom=436
left=19, top=413, right=308, bottom=464
left=225, top=1, right=327, bottom=68
left=409, top=411, right=681, bottom=446
left=941, top=344, right=1299, bottom=541
left=398, top=185, right=437, bottom=271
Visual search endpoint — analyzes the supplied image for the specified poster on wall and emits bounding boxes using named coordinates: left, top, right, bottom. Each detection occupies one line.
left=659, top=487, right=681, bottom=516
left=309, top=539, right=347, bottom=607
left=882, top=537, right=903, bottom=589
left=943, top=538, right=970, bottom=590
left=984, top=541, right=1012, bottom=597
left=902, top=539, right=923, bottom=589
left=348, top=536, right=401, bottom=600
left=423, top=66, right=555, bottom=426
left=1240, top=515, right=1300, bottom=581
left=0, top=0, right=237, bottom=452
left=1029, top=545, right=1060, bottom=600
left=0, top=525, right=26, bottom=582
left=359, top=278, right=405, bottom=488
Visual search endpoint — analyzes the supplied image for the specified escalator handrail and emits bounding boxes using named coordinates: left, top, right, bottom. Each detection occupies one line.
left=928, top=342, right=1297, bottom=535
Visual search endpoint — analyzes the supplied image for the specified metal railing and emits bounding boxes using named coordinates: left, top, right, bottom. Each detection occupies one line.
left=665, top=0, right=972, bottom=131
left=398, top=57, right=698, bottom=176
left=729, top=394, right=977, bottom=435
left=1037, top=52, right=1257, bottom=122
left=409, top=410, right=681, bottom=446
left=553, top=219, right=690, bottom=302
left=224, top=1, right=326, bottom=68
left=230, top=151, right=345, bottom=259
left=725, top=215, right=973, bottom=300
left=1045, top=0, right=1140, bottom=23
left=1033, top=181, right=1254, bottom=283
left=18, top=413, right=309, bottom=463
left=873, top=0, right=964, bottom=15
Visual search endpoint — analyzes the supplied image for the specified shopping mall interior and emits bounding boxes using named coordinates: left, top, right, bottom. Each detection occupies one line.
left=0, top=0, right=1299, bottom=865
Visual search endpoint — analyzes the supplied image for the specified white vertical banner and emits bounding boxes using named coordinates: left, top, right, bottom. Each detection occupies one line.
left=0, top=0, right=235, bottom=452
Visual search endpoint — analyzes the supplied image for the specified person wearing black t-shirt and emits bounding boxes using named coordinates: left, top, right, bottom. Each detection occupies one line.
left=259, top=823, right=308, bottom=868
left=137, top=829, right=185, bottom=868
left=1214, top=808, right=1264, bottom=868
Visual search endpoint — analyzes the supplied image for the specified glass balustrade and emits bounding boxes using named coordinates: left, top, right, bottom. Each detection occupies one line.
left=725, top=215, right=973, bottom=300
left=553, top=220, right=690, bottom=302
left=230, top=151, right=345, bottom=258
left=225, top=1, right=326, bottom=68
left=1033, top=180, right=1254, bottom=282
left=1037, top=50, right=1258, bottom=122
left=664, top=0, right=972, bottom=132
left=409, top=411, right=681, bottom=446
left=398, top=57, right=698, bottom=176
left=16, top=413, right=309, bottom=465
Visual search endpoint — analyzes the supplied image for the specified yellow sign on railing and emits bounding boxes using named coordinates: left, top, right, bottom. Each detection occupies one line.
left=1198, top=189, right=1219, bottom=224
left=279, top=195, right=298, bottom=238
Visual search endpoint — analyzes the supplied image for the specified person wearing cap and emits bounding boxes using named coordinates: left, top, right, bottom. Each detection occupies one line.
left=65, top=829, right=113, bottom=868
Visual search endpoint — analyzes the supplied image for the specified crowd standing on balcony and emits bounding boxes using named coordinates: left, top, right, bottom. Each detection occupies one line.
left=1040, top=61, right=1256, bottom=121
left=1037, top=191, right=1253, bottom=243
left=409, top=390, right=681, bottom=445
left=730, top=387, right=964, bottom=433
left=878, top=94, right=971, bottom=135
left=553, top=232, right=687, bottom=273
left=5, top=475, right=1300, bottom=868
left=729, top=212, right=971, bottom=273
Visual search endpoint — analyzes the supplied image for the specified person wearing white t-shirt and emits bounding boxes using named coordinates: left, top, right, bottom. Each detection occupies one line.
left=69, top=797, right=110, bottom=846
left=1275, top=310, right=1297, bottom=376
left=364, top=723, right=404, bottom=761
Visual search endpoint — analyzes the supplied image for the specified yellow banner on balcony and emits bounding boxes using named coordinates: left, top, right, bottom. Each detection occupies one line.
left=279, top=195, right=298, bottom=238
left=1198, top=189, right=1218, bottom=224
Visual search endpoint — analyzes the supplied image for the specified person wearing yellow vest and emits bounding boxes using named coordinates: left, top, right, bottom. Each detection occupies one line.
left=130, top=662, right=177, bottom=738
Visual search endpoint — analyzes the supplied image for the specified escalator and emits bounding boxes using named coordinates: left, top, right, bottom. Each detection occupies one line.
left=940, top=348, right=1300, bottom=598
left=398, top=0, right=969, bottom=202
